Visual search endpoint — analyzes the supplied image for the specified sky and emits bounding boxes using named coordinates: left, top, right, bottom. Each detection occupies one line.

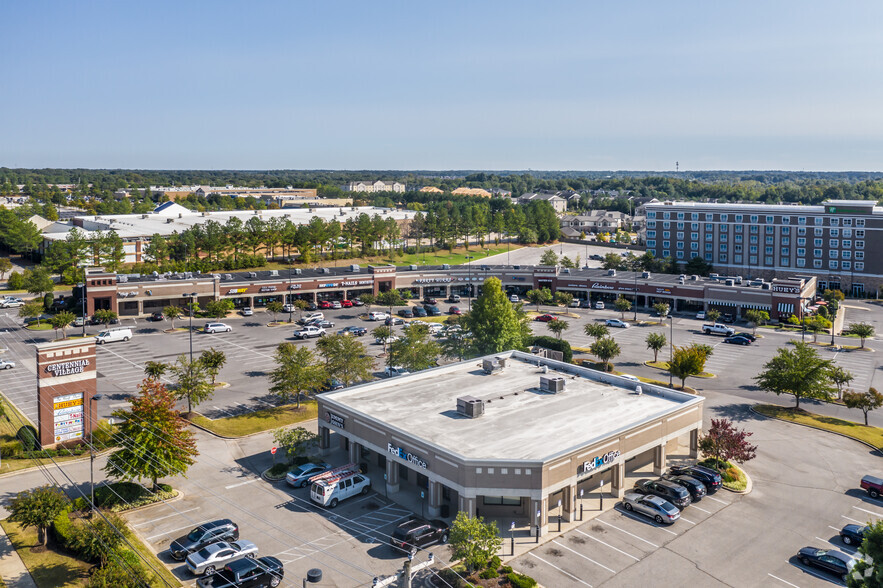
left=2, top=1, right=882, bottom=171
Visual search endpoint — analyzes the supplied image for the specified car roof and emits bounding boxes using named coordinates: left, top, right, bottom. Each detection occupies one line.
left=396, top=518, right=430, bottom=532
left=226, top=558, right=258, bottom=572
left=203, top=519, right=233, bottom=530
left=643, top=495, right=669, bottom=507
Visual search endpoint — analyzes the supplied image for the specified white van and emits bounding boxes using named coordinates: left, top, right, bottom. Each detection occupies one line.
left=95, top=328, right=133, bottom=345
left=309, top=464, right=370, bottom=508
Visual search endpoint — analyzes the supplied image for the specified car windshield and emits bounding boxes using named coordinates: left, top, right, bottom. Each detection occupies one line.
left=187, top=527, right=205, bottom=541
left=293, top=465, right=309, bottom=476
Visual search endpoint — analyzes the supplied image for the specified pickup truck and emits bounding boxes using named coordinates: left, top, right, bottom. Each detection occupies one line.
left=702, top=323, right=735, bottom=336
left=861, top=474, right=883, bottom=499
left=293, top=326, right=326, bottom=339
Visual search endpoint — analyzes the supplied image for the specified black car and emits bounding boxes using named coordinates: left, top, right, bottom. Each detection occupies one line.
left=390, top=518, right=449, bottom=553
left=734, top=332, right=757, bottom=342
left=633, top=478, right=692, bottom=509
left=660, top=473, right=707, bottom=501
left=149, top=312, right=165, bottom=321
left=398, top=308, right=414, bottom=318
left=412, top=307, right=428, bottom=317
left=385, top=316, right=404, bottom=325
left=169, top=519, right=239, bottom=561
left=338, top=326, right=367, bottom=337
left=797, top=547, right=855, bottom=581
left=423, top=305, right=442, bottom=316
left=305, top=302, right=319, bottom=311
left=580, top=299, right=592, bottom=309
left=723, top=336, right=752, bottom=345
left=196, top=556, right=284, bottom=587
left=839, top=524, right=869, bottom=546
left=668, top=464, right=722, bottom=493
left=721, top=313, right=736, bottom=323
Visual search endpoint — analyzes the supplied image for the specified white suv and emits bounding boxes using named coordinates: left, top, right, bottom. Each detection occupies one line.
left=204, top=322, right=232, bottom=333
left=368, top=311, right=388, bottom=321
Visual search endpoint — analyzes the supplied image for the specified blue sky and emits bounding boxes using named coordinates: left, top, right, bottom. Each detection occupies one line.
left=2, top=1, right=882, bottom=170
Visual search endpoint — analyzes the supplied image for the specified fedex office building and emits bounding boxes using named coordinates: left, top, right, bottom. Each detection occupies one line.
left=316, top=350, right=704, bottom=534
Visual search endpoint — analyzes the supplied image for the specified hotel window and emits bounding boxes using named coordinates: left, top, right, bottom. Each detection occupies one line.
left=676, top=250, right=685, bottom=259
left=704, top=223, right=712, bottom=231
left=829, top=239, right=839, bottom=248
left=735, top=244, right=743, bottom=253
left=781, top=247, right=789, bottom=256
left=750, top=215, right=758, bottom=223
left=765, top=236, right=774, bottom=245
left=781, top=226, right=790, bottom=235
left=734, top=255, right=743, bottom=263
left=663, top=212, right=670, bottom=219
left=647, top=248, right=657, bottom=256
left=813, top=249, right=822, bottom=257
left=829, top=260, right=839, bottom=269
left=735, top=234, right=743, bottom=243
left=843, top=218, right=853, bottom=226
left=843, top=229, right=853, bottom=238
left=782, top=237, right=790, bottom=245
left=705, top=243, right=713, bottom=251
left=842, top=240, right=851, bottom=248
left=705, top=233, right=713, bottom=242
left=691, top=232, right=699, bottom=240
left=647, top=240, right=656, bottom=248
left=856, top=262, right=864, bottom=271
left=782, top=216, right=790, bottom=224
left=765, top=246, right=773, bottom=254
left=857, top=240, right=865, bottom=249
left=647, top=212, right=656, bottom=219
left=765, top=226, right=774, bottom=234
left=721, top=214, right=728, bottom=221
left=798, top=217, right=806, bottom=225
left=830, top=229, right=839, bottom=237
left=719, top=233, right=727, bottom=242
left=647, top=221, right=656, bottom=228
left=691, top=223, right=699, bottom=230
left=691, top=242, right=698, bottom=250
left=798, top=227, right=806, bottom=235
left=663, top=221, right=670, bottom=229
left=814, top=238, right=823, bottom=247
left=813, top=259, right=822, bottom=268
left=781, top=258, right=790, bottom=267
left=856, top=251, right=864, bottom=260
left=647, top=231, right=656, bottom=238
left=677, top=241, right=684, bottom=249
left=797, top=248, right=805, bottom=257
left=750, top=255, right=758, bottom=265
left=842, top=250, right=851, bottom=259
left=750, top=235, right=758, bottom=244
left=663, top=241, right=670, bottom=249
left=720, top=244, right=728, bottom=252
left=830, top=250, right=838, bottom=259
left=663, top=250, right=670, bottom=257
left=719, top=254, right=727, bottom=262
left=750, top=225, right=758, bottom=234
left=677, top=212, right=685, bottom=220
left=676, top=232, right=684, bottom=240
left=797, top=259, right=806, bottom=267
left=734, top=224, right=743, bottom=232
left=677, top=222, right=684, bottom=230
left=735, top=214, right=743, bottom=222
left=765, top=256, right=773, bottom=265
left=663, top=231, right=670, bottom=239
left=856, top=218, right=865, bottom=227
left=691, top=213, right=699, bottom=220
left=797, top=238, right=806, bottom=246
left=750, top=245, right=758, bottom=254
left=814, top=217, right=824, bottom=225
left=766, top=215, right=774, bottom=224
left=704, top=252, right=713, bottom=261
left=720, top=224, right=728, bottom=232
left=830, top=218, right=839, bottom=226
left=814, top=228, right=823, bottom=237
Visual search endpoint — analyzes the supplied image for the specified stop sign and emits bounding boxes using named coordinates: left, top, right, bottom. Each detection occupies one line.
left=270, top=447, right=277, bottom=455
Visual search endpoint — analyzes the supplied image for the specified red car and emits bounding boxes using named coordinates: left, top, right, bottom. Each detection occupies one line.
left=449, top=306, right=462, bottom=315
left=341, top=300, right=353, bottom=308
left=534, top=314, right=557, bottom=322
left=318, top=300, right=333, bottom=309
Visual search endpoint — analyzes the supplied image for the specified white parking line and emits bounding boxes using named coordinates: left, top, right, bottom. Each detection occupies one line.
left=614, top=507, right=678, bottom=535
left=552, top=539, right=617, bottom=573
left=679, top=516, right=696, bottom=525
left=842, top=515, right=866, bottom=524
left=147, top=522, right=198, bottom=541
left=595, top=519, right=659, bottom=548
left=768, top=573, right=801, bottom=587
left=853, top=505, right=883, bottom=518
left=691, top=505, right=712, bottom=514
left=527, top=553, right=593, bottom=587
left=133, top=507, right=200, bottom=527
left=795, top=563, right=838, bottom=583
left=224, top=478, right=260, bottom=490
left=705, top=495, right=728, bottom=504
left=573, top=529, right=640, bottom=561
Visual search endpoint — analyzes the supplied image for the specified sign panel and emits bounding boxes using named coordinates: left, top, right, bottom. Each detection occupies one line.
left=580, top=450, right=621, bottom=475
left=388, top=442, right=428, bottom=469
left=325, top=411, right=345, bottom=429
left=53, top=392, right=84, bottom=442
left=46, top=359, right=89, bottom=377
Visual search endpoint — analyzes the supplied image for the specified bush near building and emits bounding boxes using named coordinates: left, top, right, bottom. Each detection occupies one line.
left=526, top=335, right=573, bottom=363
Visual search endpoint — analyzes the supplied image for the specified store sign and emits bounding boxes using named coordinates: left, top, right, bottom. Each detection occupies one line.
left=414, top=278, right=453, bottom=284
left=772, top=285, right=799, bottom=294
left=53, top=392, right=84, bottom=442
left=259, top=286, right=277, bottom=292
left=581, top=450, right=621, bottom=474
left=565, top=283, right=587, bottom=288
left=341, top=280, right=373, bottom=286
left=388, top=442, right=428, bottom=469
left=228, top=288, right=248, bottom=295
left=46, top=359, right=89, bottom=377
left=325, top=411, right=345, bottom=429
left=656, top=287, right=672, bottom=294
left=318, top=283, right=338, bottom=288
left=591, top=283, right=615, bottom=290
left=288, top=284, right=302, bottom=290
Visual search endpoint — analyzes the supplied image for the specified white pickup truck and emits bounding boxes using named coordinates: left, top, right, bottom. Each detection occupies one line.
left=293, top=325, right=326, bottom=339
left=702, top=323, right=735, bottom=336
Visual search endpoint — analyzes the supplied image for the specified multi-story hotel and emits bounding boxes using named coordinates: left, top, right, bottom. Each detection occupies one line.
left=643, top=199, right=880, bottom=296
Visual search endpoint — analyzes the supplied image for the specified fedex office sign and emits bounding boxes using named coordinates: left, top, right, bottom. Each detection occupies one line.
left=581, top=450, right=621, bottom=474
left=388, top=443, right=428, bottom=469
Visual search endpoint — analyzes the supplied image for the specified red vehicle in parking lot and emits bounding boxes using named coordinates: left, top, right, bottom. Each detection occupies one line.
left=318, top=300, right=332, bottom=309
left=341, top=300, right=353, bottom=308
left=534, top=314, right=557, bottom=322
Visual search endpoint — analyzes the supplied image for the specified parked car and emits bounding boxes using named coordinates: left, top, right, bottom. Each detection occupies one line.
left=534, top=314, right=557, bottom=322
left=149, top=312, right=165, bottom=321
left=580, top=299, right=592, bottom=309
left=702, top=323, right=735, bottom=336
left=723, top=335, right=752, bottom=345
left=423, top=297, right=438, bottom=305
left=796, top=547, right=856, bottom=581
left=331, top=301, right=342, bottom=310
left=621, top=492, right=680, bottom=524
left=368, top=311, right=388, bottom=321
left=340, top=299, right=353, bottom=308
left=73, top=316, right=85, bottom=327
left=338, top=326, right=367, bottom=337
left=385, top=316, right=404, bottom=326
left=668, top=465, right=722, bottom=493
left=390, top=518, right=449, bottom=553
left=318, top=300, right=332, bottom=309
left=734, top=332, right=757, bottom=342
left=204, top=323, right=232, bottom=334
left=311, top=320, right=335, bottom=329
left=860, top=474, right=883, bottom=499
left=721, top=313, right=736, bottom=323
left=423, top=305, right=442, bottom=316
left=285, top=462, right=332, bottom=488
left=398, top=308, right=414, bottom=318
left=449, top=306, right=462, bottom=315
left=169, top=519, right=239, bottom=561
left=695, top=311, right=706, bottom=320
left=660, top=473, right=707, bottom=501
left=509, top=294, right=520, bottom=303
left=606, top=319, right=629, bottom=328
left=350, top=299, right=364, bottom=307
left=293, top=326, right=325, bottom=339
left=186, top=540, right=258, bottom=576
left=412, top=307, right=428, bottom=317
left=570, top=299, right=581, bottom=308
left=305, top=302, right=319, bottom=311
left=839, top=524, right=868, bottom=546
left=595, top=301, right=605, bottom=309
left=282, top=303, right=296, bottom=313
left=384, top=366, right=409, bottom=377
left=447, top=294, right=461, bottom=303
left=0, top=360, right=15, bottom=370
left=376, top=335, right=400, bottom=346
left=195, top=556, right=283, bottom=588
left=632, top=478, right=692, bottom=509
left=95, top=328, right=133, bottom=344
left=310, top=469, right=371, bottom=508
left=298, top=312, right=324, bottom=325
left=240, top=308, right=253, bottom=316
left=0, top=298, right=24, bottom=308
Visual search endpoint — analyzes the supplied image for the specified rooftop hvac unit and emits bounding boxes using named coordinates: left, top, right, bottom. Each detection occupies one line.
left=350, top=264, right=360, bottom=272
left=456, top=396, right=485, bottom=418
left=117, top=276, right=128, bottom=283
left=735, top=276, right=743, bottom=284
left=690, top=275, right=699, bottom=281
left=725, top=279, right=734, bottom=286
left=761, top=282, right=771, bottom=290
left=642, top=271, right=651, bottom=279
left=270, top=270, right=279, bottom=277
left=224, top=274, right=233, bottom=280
left=141, top=214, right=148, bottom=219
left=442, top=264, right=450, bottom=269
left=540, top=376, right=565, bottom=393
left=248, top=272, right=257, bottom=279
left=608, top=269, right=616, bottom=276
left=166, top=218, right=173, bottom=223
left=409, top=264, right=417, bottom=270
left=294, top=268, right=302, bottom=275
left=481, top=357, right=506, bottom=374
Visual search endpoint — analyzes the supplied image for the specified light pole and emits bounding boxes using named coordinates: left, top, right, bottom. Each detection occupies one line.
left=633, top=269, right=638, bottom=321
left=465, top=256, right=474, bottom=310
left=288, top=263, right=294, bottom=323
left=669, top=314, right=674, bottom=388
left=182, top=293, right=197, bottom=365
left=78, top=282, right=86, bottom=337
left=88, top=393, right=103, bottom=517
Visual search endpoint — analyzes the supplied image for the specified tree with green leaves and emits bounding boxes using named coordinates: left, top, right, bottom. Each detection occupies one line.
left=371, top=325, right=394, bottom=352
left=199, top=347, right=227, bottom=386
left=269, top=343, right=326, bottom=408
left=843, top=388, right=883, bottom=426
left=316, top=333, right=375, bottom=387
left=204, top=299, right=232, bottom=320
left=272, top=426, right=318, bottom=466
left=359, top=293, right=377, bottom=314
left=848, top=322, right=875, bottom=348
left=376, top=289, right=406, bottom=315
left=93, top=309, right=118, bottom=328
left=525, top=287, right=553, bottom=312
left=846, top=519, right=882, bottom=587
left=266, top=300, right=284, bottom=323
left=698, top=418, right=757, bottom=465
left=168, top=354, right=215, bottom=414
left=645, top=331, right=667, bottom=362
left=105, top=379, right=198, bottom=490
left=601, top=252, right=622, bottom=270
left=553, top=290, right=573, bottom=307
left=584, top=322, right=609, bottom=341
left=805, top=315, right=831, bottom=343
left=666, top=344, right=708, bottom=389
left=652, top=302, right=670, bottom=319
left=69, top=511, right=125, bottom=565
left=462, top=277, right=530, bottom=356
left=590, top=337, right=621, bottom=371
left=829, top=366, right=854, bottom=400
left=19, top=300, right=44, bottom=326
left=51, top=310, right=75, bottom=339
left=7, top=485, right=69, bottom=546
left=0, top=257, right=12, bottom=280
left=292, top=299, right=309, bottom=322
left=547, top=318, right=570, bottom=340
left=143, top=361, right=167, bottom=381
left=448, top=512, right=503, bottom=573
left=754, top=342, right=835, bottom=409
left=25, top=266, right=54, bottom=299
left=389, top=323, right=442, bottom=372
left=744, top=309, right=770, bottom=334
left=163, top=305, right=182, bottom=329
left=706, top=309, right=721, bottom=324
left=614, top=296, right=632, bottom=319
left=539, top=249, right=559, bottom=266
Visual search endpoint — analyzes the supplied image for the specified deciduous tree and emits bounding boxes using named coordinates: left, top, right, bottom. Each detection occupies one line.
left=51, top=310, right=75, bottom=339
left=614, top=296, right=632, bottom=319
left=199, top=348, right=227, bottom=386
left=266, top=301, right=284, bottom=322
left=539, top=249, right=559, bottom=266
left=19, top=300, right=44, bottom=326
left=272, top=426, right=318, bottom=465
left=754, top=342, right=835, bottom=409
left=584, top=322, right=609, bottom=340
left=590, top=337, right=621, bottom=371
left=7, top=485, right=68, bottom=546
left=844, top=388, right=883, bottom=426
left=316, top=334, right=375, bottom=387
left=706, top=309, right=721, bottom=324
left=143, top=361, right=167, bottom=381
left=163, top=305, right=182, bottom=329
left=645, top=331, right=667, bottom=362
left=829, top=366, right=854, bottom=400
left=269, top=343, right=325, bottom=407
left=93, top=309, right=118, bottom=328
left=744, top=309, right=769, bottom=334
left=168, top=354, right=215, bottom=414
left=448, top=512, right=503, bottom=572
left=547, top=318, right=570, bottom=340
left=847, top=519, right=882, bottom=587
left=389, top=323, right=441, bottom=372
left=848, top=322, right=875, bottom=348
left=668, top=344, right=709, bottom=389
left=652, top=302, right=670, bottom=318
left=525, top=287, right=552, bottom=312
left=463, top=277, right=530, bottom=356
left=699, top=418, right=757, bottom=465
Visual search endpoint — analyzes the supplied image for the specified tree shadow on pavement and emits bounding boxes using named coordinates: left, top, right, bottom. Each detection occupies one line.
left=708, top=403, right=763, bottom=423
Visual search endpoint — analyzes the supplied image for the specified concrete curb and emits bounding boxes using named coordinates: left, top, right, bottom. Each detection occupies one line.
left=749, top=405, right=881, bottom=452
left=261, top=467, right=287, bottom=483
left=721, top=463, right=752, bottom=495
left=117, top=489, right=184, bottom=515
left=186, top=415, right=319, bottom=441
left=0, top=448, right=114, bottom=479
left=641, top=361, right=716, bottom=379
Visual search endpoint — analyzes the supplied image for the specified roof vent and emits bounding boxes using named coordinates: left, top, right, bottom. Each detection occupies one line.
left=224, top=273, right=233, bottom=280
left=269, top=270, right=279, bottom=277
left=409, top=264, right=417, bottom=271
left=608, top=269, right=616, bottom=276
left=456, top=396, right=485, bottom=418
left=294, top=268, right=302, bottom=275
left=540, top=376, right=565, bottom=394
left=481, top=357, right=506, bottom=374
left=725, top=279, right=735, bottom=286
left=248, top=272, right=257, bottom=279
left=690, top=275, right=699, bottom=281
left=642, top=271, right=651, bottom=279
left=442, top=264, right=450, bottom=270
left=350, top=264, right=360, bottom=272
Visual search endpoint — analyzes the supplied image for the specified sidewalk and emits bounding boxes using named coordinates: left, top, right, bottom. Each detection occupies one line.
left=0, top=525, right=37, bottom=588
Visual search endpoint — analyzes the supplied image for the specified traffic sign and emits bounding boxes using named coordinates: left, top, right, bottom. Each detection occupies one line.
left=270, top=446, right=277, bottom=455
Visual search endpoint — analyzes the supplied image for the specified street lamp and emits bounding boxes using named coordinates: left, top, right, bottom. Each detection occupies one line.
left=182, top=293, right=197, bottom=365
left=288, top=262, right=294, bottom=323
left=633, top=269, right=638, bottom=321
left=669, top=314, right=674, bottom=388
left=465, top=256, right=475, bottom=311
left=88, top=393, right=104, bottom=517
left=78, top=282, right=86, bottom=337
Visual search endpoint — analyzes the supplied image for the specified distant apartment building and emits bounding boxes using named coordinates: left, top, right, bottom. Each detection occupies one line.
left=560, top=210, right=628, bottom=234
left=346, top=181, right=406, bottom=193
left=515, top=191, right=568, bottom=213
left=643, top=200, right=881, bottom=296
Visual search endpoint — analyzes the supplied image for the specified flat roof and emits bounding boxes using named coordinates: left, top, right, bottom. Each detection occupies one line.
left=322, top=351, right=702, bottom=463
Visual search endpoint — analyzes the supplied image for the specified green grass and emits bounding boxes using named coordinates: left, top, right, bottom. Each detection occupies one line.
left=189, top=401, right=318, bottom=437
left=576, top=360, right=698, bottom=393
left=25, top=323, right=53, bottom=331
left=755, top=404, right=883, bottom=450
left=699, top=459, right=748, bottom=492
left=644, top=360, right=715, bottom=378
left=0, top=519, right=90, bottom=588
left=126, top=522, right=182, bottom=588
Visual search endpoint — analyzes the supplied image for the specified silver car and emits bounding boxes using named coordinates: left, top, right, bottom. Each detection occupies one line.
left=185, top=540, right=258, bottom=575
left=621, top=491, right=680, bottom=524
left=0, top=360, right=15, bottom=370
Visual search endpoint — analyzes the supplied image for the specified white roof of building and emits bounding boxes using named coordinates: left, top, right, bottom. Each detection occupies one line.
left=643, top=199, right=883, bottom=214
left=322, top=351, right=701, bottom=463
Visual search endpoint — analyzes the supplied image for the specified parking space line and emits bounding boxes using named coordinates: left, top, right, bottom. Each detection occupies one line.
left=768, top=573, right=802, bottom=587
left=595, top=519, right=659, bottom=548
left=853, top=505, right=883, bottom=518
left=614, top=507, right=678, bottom=535
left=574, top=530, right=640, bottom=561
left=147, top=522, right=198, bottom=541
left=552, top=540, right=616, bottom=573
left=679, top=516, right=696, bottom=525
left=705, top=495, right=728, bottom=504
left=224, top=478, right=260, bottom=490
left=527, top=553, right=593, bottom=587
left=795, top=563, right=839, bottom=583
left=842, top=515, right=865, bottom=524
left=133, top=507, right=200, bottom=527
left=691, top=505, right=712, bottom=514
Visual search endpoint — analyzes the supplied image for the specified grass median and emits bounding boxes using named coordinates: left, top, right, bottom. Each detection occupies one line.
left=644, top=360, right=715, bottom=378
left=189, top=401, right=318, bottom=437
left=754, top=404, right=883, bottom=450
left=0, top=519, right=90, bottom=588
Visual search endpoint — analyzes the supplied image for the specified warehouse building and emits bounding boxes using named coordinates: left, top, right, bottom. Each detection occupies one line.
left=316, top=351, right=704, bottom=534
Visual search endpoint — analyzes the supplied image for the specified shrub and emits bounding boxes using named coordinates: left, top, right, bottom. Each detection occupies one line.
left=507, top=572, right=538, bottom=588
left=486, top=555, right=502, bottom=570
left=436, top=569, right=465, bottom=588
left=7, top=271, right=24, bottom=290
left=71, top=497, right=88, bottom=512
left=500, top=565, right=513, bottom=574
left=267, top=463, right=289, bottom=477
left=724, top=467, right=741, bottom=483
left=786, top=315, right=800, bottom=325
left=52, top=509, right=76, bottom=548
left=16, top=425, right=39, bottom=452
left=43, top=293, right=54, bottom=310
left=479, top=568, right=499, bottom=579
left=526, top=335, right=573, bottom=363
left=0, top=439, right=22, bottom=458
